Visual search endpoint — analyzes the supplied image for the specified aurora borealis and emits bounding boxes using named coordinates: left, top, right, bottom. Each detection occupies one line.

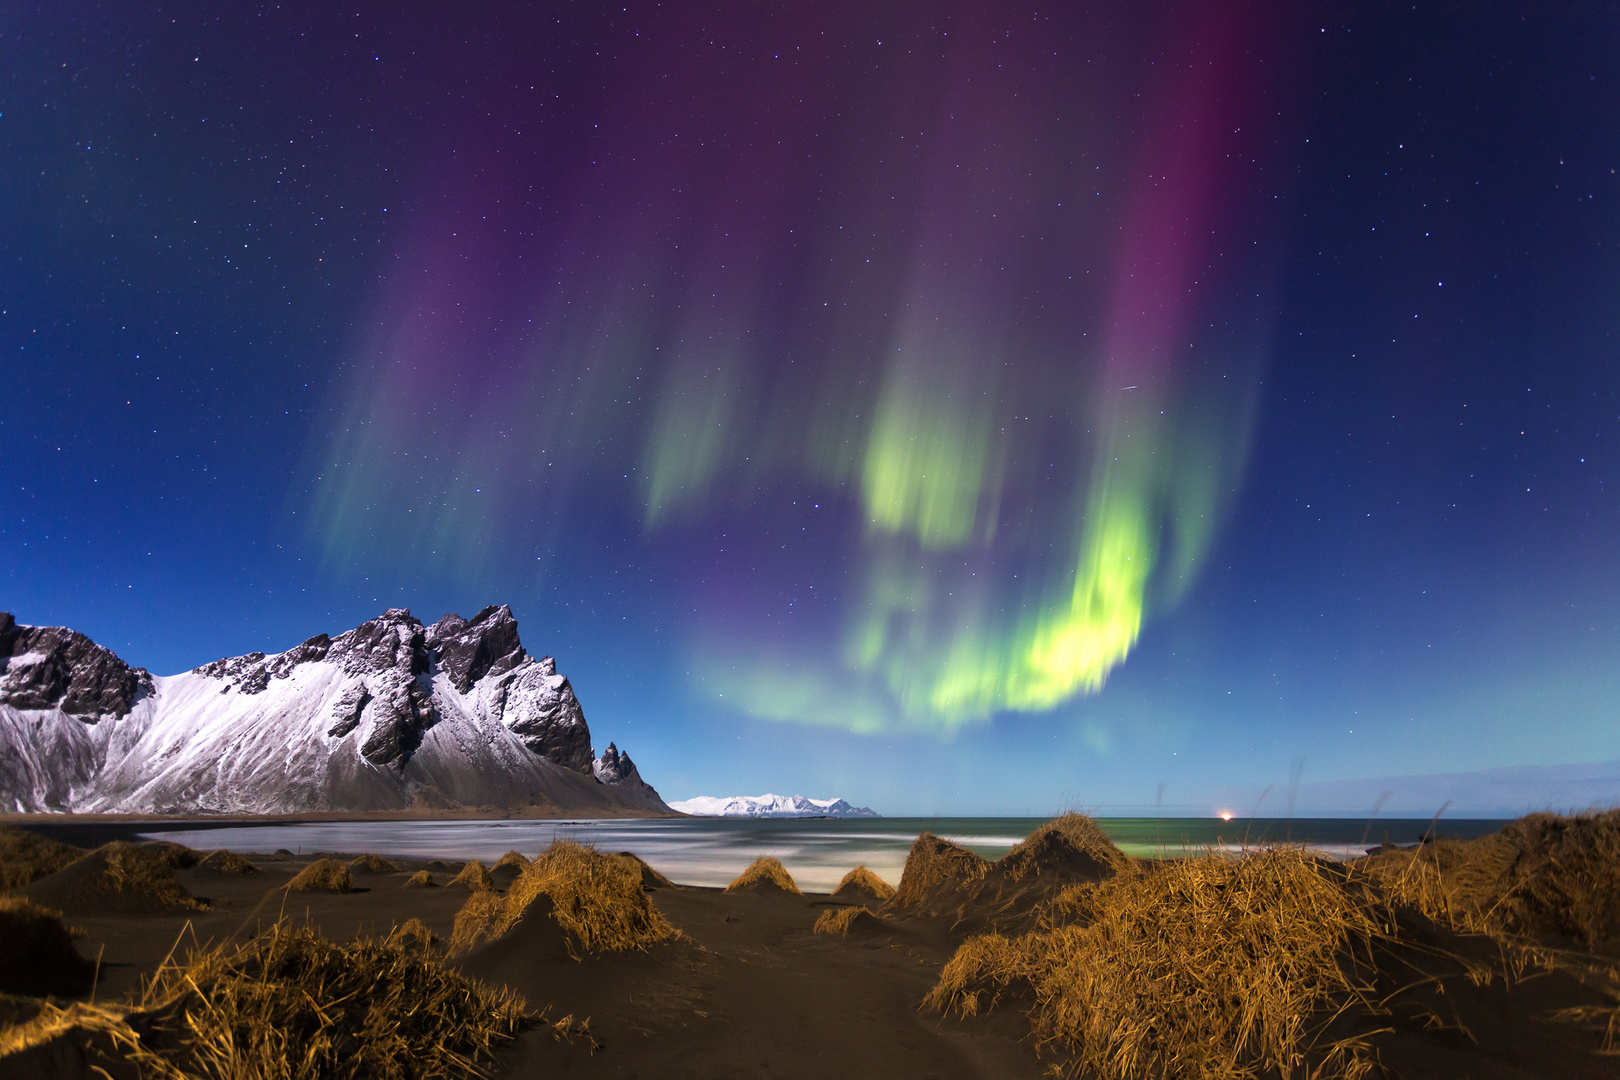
left=304, top=1, right=1282, bottom=732
left=5, top=3, right=1619, bottom=814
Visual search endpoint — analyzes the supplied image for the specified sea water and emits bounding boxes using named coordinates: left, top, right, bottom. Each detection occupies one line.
left=140, top=815, right=1510, bottom=894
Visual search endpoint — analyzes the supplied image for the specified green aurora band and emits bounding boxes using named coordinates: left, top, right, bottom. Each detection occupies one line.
left=304, top=5, right=1272, bottom=734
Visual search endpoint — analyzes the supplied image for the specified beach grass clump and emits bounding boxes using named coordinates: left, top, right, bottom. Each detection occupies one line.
left=141, top=841, right=201, bottom=870
left=813, top=905, right=886, bottom=936
left=449, top=841, right=677, bottom=958
left=1363, top=810, right=1620, bottom=951
left=927, top=847, right=1386, bottom=1080
left=450, top=859, right=496, bottom=892
left=885, top=833, right=989, bottom=912
left=493, top=850, right=530, bottom=873
left=405, top=870, right=437, bottom=888
left=834, top=865, right=895, bottom=901
left=725, top=857, right=802, bottom=895
left=0, top=825, right=84, bottom=889
left=617, top=851, right=676, bottom=890
left=0, top=917, right=528, bottom=1080
left=350, top=853, right=401, bottom=873
left=997, top=813, right=1132, bottom=882
left=285, top=858, right=353, bottom=894
left=197, top=849, right=259, bottom=874
left=0, top=896, right=94, bottom=997
left=100, top=842, right=205, bottom=910
left=387, top=917, right=439, bottom=952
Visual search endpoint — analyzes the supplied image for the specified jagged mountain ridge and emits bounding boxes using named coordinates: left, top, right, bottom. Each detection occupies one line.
left=0, top=607, right=666, bottom=815
left=669, top=793, right=879, bottom=818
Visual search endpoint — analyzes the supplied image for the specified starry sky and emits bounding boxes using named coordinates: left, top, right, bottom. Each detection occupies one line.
left=4, top=2, right=1618, bottom=816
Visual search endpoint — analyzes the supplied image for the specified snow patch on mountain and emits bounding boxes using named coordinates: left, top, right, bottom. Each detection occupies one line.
left=670, top=793, right=878, bottom=817
left=0, top=606, right=668, bottom=816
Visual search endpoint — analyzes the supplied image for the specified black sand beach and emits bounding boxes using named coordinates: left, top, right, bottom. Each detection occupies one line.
left=4, top=812, right=1619, bottom=1079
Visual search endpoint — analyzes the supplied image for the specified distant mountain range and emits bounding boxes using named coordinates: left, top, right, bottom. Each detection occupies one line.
left=669, top=794, right=878, bottom=817
left=0, top=606, right=667, bottom=816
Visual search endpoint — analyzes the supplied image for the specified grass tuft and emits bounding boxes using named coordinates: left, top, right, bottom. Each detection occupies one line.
left=492, top=851, right=530, bottom=874
left=0, top=825, right=84, bottom=889
left=449, top=841, right=677, bottom=959
left=451, top=860, right=496, bottom=892
left=1362, top=810, right=1620, bottom=950
left=141, top=841, right=201, bottom=870
left=350, top=853, right=401, bottom=873
left=387, top=917, right=439, bottom=952
left=885, top=833, right=989, bottom=912
left=927, top=847, right=1387, bottom=1080
left=405, top=870, right=438, bottom=888
left=725, top=857, right=802, bottom=895
left=834, top=864, right=895, bottom=901
left=285, top=858, right=354, bottom=893
left=0, top=917, right=528, bottom=1080
left=197, top=849, right=259, bottom=874
left=813, top=905, right=886, bottom=936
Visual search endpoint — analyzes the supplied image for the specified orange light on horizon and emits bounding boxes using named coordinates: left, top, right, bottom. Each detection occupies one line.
left=1220, top=811, right=1233, bottom=821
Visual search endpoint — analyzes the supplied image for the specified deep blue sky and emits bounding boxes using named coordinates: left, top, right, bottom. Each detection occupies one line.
left=4, top=2, right=1617, bottom=816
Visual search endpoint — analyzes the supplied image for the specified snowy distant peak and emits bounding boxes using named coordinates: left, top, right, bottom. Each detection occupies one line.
left=670, top=793, right=879, bottom=818
left=0, top=612, right=153, bottom=719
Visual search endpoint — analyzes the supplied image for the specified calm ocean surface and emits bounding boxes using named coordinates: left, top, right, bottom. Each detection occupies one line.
left=140, top=816, right=1512, bottom=893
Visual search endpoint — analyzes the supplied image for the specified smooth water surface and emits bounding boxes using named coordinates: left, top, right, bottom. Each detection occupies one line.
left=142, top=816, right=1511, bottom=893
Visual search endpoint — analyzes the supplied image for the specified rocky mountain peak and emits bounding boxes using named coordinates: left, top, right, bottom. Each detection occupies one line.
left=427, top=603, right=526, bottom=693
left=0, top=612, right=153, bottom=719
left=328, top=608, right=430, bottom=679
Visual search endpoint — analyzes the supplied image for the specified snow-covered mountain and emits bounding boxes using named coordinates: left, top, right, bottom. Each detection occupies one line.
left=669, top=794, right=878, bottom=817
left=0, top=607, right=667, bottom=815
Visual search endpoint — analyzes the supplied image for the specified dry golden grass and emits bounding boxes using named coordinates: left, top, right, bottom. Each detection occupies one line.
left=616, top=851, right=676, bottom=890
left=1362, top=810, right=1620, bottom=951
left=998, top=813, right=1133, bottom=882
left=449, top=841, right=678, bottom=959
left=813, top=905, right=885, bottom=936
left=927, top=848, right=1387, bottom=1080
left=0, top=824, right=84, bottom=889
left=834, top=865, right=895, bottom=901
left=885, top=833, right=989, bottom=912
left=141, top=841, right=202, bottom=869
left=285, top=859, right=354, bottom=894
left=406, top=870, right=438, bottom=888
left=198, top=849, right=259, bottom=874
left=493, top=851, right=530, bottom=873
left=350, top=853, right=401, bottom=873
left=451, top=860, right=496, bottom=892
left=101, top=842, right=206, bottom=910
left=388, top=917, right=439, bottom=952
left=725, top=857, right=802, bottom=895
left=0, top=917, right=528, bottom=1080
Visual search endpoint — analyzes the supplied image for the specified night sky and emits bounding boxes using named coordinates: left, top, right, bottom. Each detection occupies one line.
left=5, top=2, right=1618, bottom=816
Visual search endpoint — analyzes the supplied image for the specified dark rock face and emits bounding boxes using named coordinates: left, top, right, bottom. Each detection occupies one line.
left=268, top=635, right=331, bottom=678
left=502, top=657, right=594, bottom=774
left=0, top=612, right=153, bottom=718
left=328, top=684, right=370, bottom=738
left=594, top=742, right=637, bottom=783
left=328, top=609, right=430, bottom=679
left=427, top=605, right=526, bottom=693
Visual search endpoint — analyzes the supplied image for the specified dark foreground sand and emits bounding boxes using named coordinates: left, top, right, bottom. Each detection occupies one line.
left=4, top=815, right=1619, bottom=1080
left=4, top=846, right=1040, bottom=1079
